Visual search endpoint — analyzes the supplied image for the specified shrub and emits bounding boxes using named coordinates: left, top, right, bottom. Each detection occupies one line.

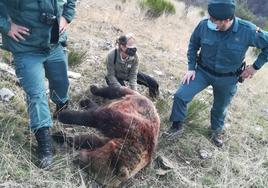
left=235, top=2, right=257, bottom=23
left=139, top=0, right=176, bottom=17
left=67, top=48, right=87, bottom=67
left=0, top=50, right=12, bottom=64
left=185, top=99, right=208, bottom=126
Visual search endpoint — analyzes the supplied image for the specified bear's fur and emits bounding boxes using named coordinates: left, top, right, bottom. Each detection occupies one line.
left=53, top=85, right=160, bottom=187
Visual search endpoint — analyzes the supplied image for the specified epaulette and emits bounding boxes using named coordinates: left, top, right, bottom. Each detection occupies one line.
left=237, top=18, right=260, bottom=31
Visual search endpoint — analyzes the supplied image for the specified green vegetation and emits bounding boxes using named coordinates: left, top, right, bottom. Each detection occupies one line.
left=139, top=0, right=176, bottom=17
left=0, top=50, right=12, bottom=64
left=201, top=175, right=215, bottom=186
left=185, top=99, right=208, bottom=126
left=67, top=48, right=87, bottom=67
left=235, top=2, right=257, bottom=23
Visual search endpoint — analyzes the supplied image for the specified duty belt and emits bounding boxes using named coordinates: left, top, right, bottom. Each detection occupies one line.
left=198, top=62, right=246, bottom=78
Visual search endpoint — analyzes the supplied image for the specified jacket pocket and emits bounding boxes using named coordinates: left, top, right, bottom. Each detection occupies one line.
left=223, top=43, right=245, bottom=65
left=200, top=38, right=217, bottom=58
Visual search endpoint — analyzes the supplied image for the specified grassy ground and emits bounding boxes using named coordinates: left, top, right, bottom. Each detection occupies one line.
left=0, top=0, right=268, bottom=187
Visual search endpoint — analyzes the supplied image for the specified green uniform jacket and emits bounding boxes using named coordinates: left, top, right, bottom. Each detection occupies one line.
left=0, top=0, right=76, bottom=53
left=188, top=17, right=268, bottom=71
left=106, top=48, right=139, bottom=90
left=57, top=0, right=76, bottom=44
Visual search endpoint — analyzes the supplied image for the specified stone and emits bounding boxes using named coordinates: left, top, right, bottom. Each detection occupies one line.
left=198, top=149, right=212, bottom=160
left=0, top=88, right=15, bottom=102
left=68, top=71, right=82, bottom=79
left=156, top=155, right=175, bottom=170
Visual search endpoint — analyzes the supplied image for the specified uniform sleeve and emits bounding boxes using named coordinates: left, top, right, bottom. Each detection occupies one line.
left=62, top=0, right=77, bottom=23
left=187, top=21, right=202, bottom=70
left=0, top=0, right=11, bottom=34
left=250, top=29, right=268, bottom=70
left=128, top=56, right=139, bottom=91
left=106, top=51, right=122, bottom=88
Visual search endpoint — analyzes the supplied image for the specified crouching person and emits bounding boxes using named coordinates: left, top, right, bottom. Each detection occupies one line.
left=105, top=33, right=160, bottom=98
left=0, top=0, right=76, bottom=168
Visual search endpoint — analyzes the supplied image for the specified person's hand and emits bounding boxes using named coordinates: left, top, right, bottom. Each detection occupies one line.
left=181, top=70, right=196, bottom=85
left=240, top=65, right=257, bottom=80
left=59, top=16, right=69, bottom=34
left=7, top=22, right=30, bottom=42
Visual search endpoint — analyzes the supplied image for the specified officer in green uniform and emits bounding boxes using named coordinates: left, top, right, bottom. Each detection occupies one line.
left=166, top=0, right=268, bottom=146
left=0, top=0, right=76, bottom=168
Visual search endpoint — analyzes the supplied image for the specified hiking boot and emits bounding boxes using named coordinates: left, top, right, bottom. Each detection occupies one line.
left=163, top=121, right=184, bottom=140
left=211, top=131, right=224, bottom=147
left=53, top=100, right=69, bottom=119
left=35, top=127, right=53, bottom=169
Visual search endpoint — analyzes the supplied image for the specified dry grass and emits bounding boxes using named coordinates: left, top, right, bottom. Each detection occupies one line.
left=0, top=0, right=268, bottom=187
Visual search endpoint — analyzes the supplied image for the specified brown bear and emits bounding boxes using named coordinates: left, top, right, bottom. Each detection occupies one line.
left=53, top=85, right=160, bottom=187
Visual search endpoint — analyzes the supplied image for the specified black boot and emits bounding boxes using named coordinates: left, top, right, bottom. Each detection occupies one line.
left=34, top=127, right=53, bottom=169
left=53, top=100, right=69, bottom=119
left=163, top=121, right=184, bottom=140
left=211, top=131, right=224, bottom=147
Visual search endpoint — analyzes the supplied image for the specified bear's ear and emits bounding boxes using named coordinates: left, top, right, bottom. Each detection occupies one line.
left=118, top=166, right=130, bottom=180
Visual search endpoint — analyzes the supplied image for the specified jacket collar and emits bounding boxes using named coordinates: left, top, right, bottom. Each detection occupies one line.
left=232, top=17, right=239, bottom=33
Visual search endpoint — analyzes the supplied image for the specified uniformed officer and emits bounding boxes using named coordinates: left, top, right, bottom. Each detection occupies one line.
left=105, top=33, right=159, bottom=98
left=0, top=0, right=76, bottom=168
left=166, top=0, right=268, bottom=146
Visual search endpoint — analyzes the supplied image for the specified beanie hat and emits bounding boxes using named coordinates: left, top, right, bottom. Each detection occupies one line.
left=208, top=0, right=236, bottom=20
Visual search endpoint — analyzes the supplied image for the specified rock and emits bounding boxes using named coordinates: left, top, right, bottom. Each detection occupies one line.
left=156, top=155, right=175, bottom=170
left=100, top=41, right=113, bottom=50
left=68, top=71, right=82, bottom=79
left=255, top=126, right=263, bottom=132
left=225, top=123, right=231, bottom=128
left=261, top=108, right=268, bottom=114
left=153, top=70, right=164, bottom=76
left=0, top=62, right=16, bottom=76
left=198, top=149, right=212, bottom=160
left=0, top=88, right=15, bottom=102
left=155, top=169, right=172, bottom=176
left=205, top=86, right=213, bottom=95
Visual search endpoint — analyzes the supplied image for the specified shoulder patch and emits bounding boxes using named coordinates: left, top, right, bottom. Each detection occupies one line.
left=238, top=18, right=256, bottom=30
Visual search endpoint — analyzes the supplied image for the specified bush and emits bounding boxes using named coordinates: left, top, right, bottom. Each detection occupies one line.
left=235, top=2, right=257, bottom=23
left=139, top=0, right=176, bottom=17
left=185, top=99, right=208, bottom=126
left=68, top=48, right=87, bottom=67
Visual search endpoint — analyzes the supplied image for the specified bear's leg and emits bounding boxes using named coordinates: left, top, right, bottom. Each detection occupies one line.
left=79, top=98, right=99, bottom=110
left=58, top=108, right=136, bottom=138
left=58, top=110, right=95, bottom=126
left=90, top=85, right=135, bottom=99
left=52, top=131, right=109, bottom=149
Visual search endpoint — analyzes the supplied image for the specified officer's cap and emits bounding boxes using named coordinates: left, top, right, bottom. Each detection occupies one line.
left=208, top=0, right=236, bottom=20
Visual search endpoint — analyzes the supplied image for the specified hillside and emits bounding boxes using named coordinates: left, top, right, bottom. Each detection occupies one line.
left=247, top=0, right=268, bottom=17
left=177, top=0, right=268, bottom=17
left=0, top=0, right=268, bottom=187
left=177, top=0, right=268, bottom=26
